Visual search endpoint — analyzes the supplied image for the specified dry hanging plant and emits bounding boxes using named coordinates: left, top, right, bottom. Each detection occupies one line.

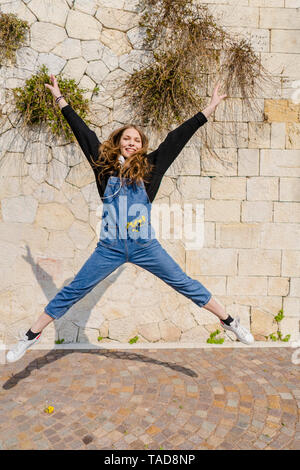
left=0, top=12, right=29, bottom=64
left=124, top=0, right=278, bottom=167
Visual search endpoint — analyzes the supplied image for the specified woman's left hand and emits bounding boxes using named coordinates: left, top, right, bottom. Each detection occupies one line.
left=210, top=81, right=227, bottom=108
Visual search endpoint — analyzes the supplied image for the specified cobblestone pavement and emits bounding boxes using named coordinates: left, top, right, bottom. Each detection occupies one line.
left=0, top=347, right=299, bottom=450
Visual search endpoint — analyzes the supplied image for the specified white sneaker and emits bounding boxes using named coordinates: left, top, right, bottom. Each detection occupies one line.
left=220, top=317, right=254, bottom=345
left=6, top=331, right=41, bottom=363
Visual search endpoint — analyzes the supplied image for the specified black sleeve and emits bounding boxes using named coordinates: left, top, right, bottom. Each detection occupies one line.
left=61, top=104, right=101, bottom=169
left=147, top=112, right=207, bottom=175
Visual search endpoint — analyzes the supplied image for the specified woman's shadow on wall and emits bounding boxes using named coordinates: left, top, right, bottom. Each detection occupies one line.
left=22, top=244, right=125, bottom=345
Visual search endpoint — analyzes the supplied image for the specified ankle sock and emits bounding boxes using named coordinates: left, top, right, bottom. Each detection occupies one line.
left=26, top=329, right=41, bottom=340
left=221, top=315, right=234, bottom=326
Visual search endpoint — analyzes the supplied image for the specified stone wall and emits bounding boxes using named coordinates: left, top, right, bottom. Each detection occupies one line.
left=0, top=0, right=299, bottom=346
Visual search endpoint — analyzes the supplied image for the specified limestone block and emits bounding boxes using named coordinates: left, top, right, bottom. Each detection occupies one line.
left=101, top=69, right=130, bottom=98
left=211, top=177, right=246, bottom=200
left=100, top=28, right=131, bottom=55
left=77, top=327, right=101, bottom=343
left=227, top=276, right=268, bottom=296
left=247, top=177, right=278, bottom=201
left=46, top=231, right=75, bottom=259
left=52, top=38, right=82, bottom=60
left=73, top=0, right=98, bottom=15
left=127, top=26, right=146, bottom=49
left=61, top=57, right=88, bottom=83
left=159, top=320, right=181, bottom=342
left=251, top=308, right=277, bottom=336
left=264, top=99, right=300, bottom=123
left=86, top=60, right=110, bottom=83
left=119, top=50, right=153, bottom=74
left=201, top=148, right=237, bottom=176
left=101, top=46, right=119, bottom=72
left=260, top=223, right=300, bottom=250
left=137, top=323, right=161, bottom=342
left=177, top=176, right=210, bottom=200
left=32, top=182, right=56, bottom=204
left=280, top=178, right=300, bottom=202
left=271, top=123, right=286, bottom=149
left=214, top=98, right=243, bottom=122
left=81, top=182, right=101, bottom=211
left=27, top=0, right=69, bottom=26
left=218, top=295, right=282, bottom=315
left=180, top=325, right=210, bottom=343
left=171, top=307, right=197, bottom=332
left=282, top=250, right=300, bottom=277
left=0, top=153, right=28, bottom=177
left=66, top=161, right=95, bottom=188
left=166, top=144, right=201, bottom=177
left=241, top=201, right=273, bottom=222
left=271, top=30, right=300, bottom=54
left=0, top=129, right=26, bottom=158
left=68, top=220, right=95, bottom=250
left=249, top=0, right=284, bottom=6
left=222, top=122, right=248, bottom=148
left=290, top=278, right=300, bottom=297
left=25, top=142, right=52, bottom=164
left=205, top=200, right=240, bottom=222
left=286, top=123, right=300, bottom=149
left=279, top=317, right=299, bottom=342
left=36, top=202, right=74, bottom=230
left=30, top=22, right=67, bottom=52
left=95, top=7, right=138, bottom=32
left=109, top=315, right=138, bottom=342
left=2, top=195, right=38, bottom=223
left=131, top=302, right=163, bottom=325
left=112, top=97, right=136, bottom=123
left=193, top=276, right=226, bottom=297
left=98, top=0, right=124, bottom=8
left=216, top=223, right=260, bottom=249
left=186, top=248, right=237, bottom=276
left=55, top=318, right=79, bottom=344
left=20, top=224, right=49, bottom=253
left=64, top=190, right=89, bottom=222
left=15, top=47, right=38, bottom=71
left=260, top=7, right=300, bottom=29
left=268, top=277, right=289, bottom=296
left=46, top=158, right=69, bottom=190
left=261, top=53, right=300, bottom=79
left=225, top=27, right=269, bottom=53
left=238, top=249, right=281, bottom=276
left=248, top=123, right=271, bottom=149
left=206, top=5, right=259, bottom=28
left=0, top=0, right=36, bottom=24
left=260, top=150, right=300, bottom=177
left=283, top=297, right=300, bottom=318
left=81, top=40, right=105, bottom=62
left=238, top=149, right=259, bottom=176
left=66, top=10, right=102, bottom=40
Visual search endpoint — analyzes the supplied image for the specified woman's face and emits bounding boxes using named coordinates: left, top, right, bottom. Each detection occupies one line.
left=119, top=127, right=142, bottom=158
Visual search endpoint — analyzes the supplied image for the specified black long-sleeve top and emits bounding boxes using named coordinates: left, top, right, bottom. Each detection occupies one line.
left=61, top=104, right=208, bottom=203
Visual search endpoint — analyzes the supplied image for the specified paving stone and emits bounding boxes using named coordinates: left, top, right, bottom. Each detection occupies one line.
left=0, top=347, right=299, bottom=449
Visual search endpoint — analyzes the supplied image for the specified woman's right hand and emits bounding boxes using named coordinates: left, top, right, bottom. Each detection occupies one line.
left=44, top=74, right=61, bottom=99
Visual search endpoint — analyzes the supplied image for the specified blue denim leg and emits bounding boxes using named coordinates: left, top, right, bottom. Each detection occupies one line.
left=129, top=238, right=212, bottom=308
left=44, top=241, right=126, bottom=320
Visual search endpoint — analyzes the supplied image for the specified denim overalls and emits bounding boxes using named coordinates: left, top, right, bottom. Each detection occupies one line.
left=44, top=177, right=212, bottom=320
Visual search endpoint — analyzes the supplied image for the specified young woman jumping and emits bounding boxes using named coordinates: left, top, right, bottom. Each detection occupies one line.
left=6, top=76, right=254, bottom=362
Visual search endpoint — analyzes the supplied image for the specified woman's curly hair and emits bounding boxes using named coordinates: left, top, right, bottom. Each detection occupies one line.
left=91, top=124, right=154, bottom=186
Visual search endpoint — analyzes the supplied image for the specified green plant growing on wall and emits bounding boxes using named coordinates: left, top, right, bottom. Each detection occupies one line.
left=0, top=12, right=29, bottom=64
left=12, top=64, right=91, bottom=141
left=124, top=0, right=276, bottom=137
left=268, top=309, right=290, bottom=342
left=206, top=329, right=225, bottom=344
left=129, top=335, right=139, bottom=344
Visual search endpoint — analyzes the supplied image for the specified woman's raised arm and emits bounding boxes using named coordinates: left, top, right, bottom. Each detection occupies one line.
left=45, top=74, right=100, bottom=170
